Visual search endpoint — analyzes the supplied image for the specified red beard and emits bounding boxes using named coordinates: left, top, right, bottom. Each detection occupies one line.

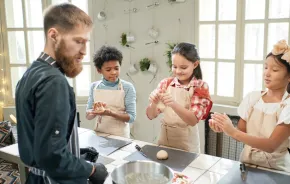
left=54, top=40, right=83, bottom=78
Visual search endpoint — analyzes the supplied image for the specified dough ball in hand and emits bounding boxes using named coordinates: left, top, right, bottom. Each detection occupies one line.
left=156, top=102, right=166, bottom=111
left=93, top=102, right=105, bottom=113
left=156, top=150, right=168, bottom=160
left=156, top=91, right=170, bottom=112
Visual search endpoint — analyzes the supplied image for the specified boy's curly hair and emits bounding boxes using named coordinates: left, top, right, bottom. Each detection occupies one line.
left=93, top=46, right=123, bottom=69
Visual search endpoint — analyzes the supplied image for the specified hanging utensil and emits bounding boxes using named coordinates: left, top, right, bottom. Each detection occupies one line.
left=125, top=44, right=135, bottom=49
left=147, top=2, right=160, bottom=8
left=150, top=74, right=157, bottom=83
left=145, top=40, right=159, bottom=45
left=126, top=73, right=135, bottom=84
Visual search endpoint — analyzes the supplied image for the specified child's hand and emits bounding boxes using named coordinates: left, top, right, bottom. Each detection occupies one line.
left=93, top=102, right=107, bottom=112
left=149, top=89, right=161, bottom=104
left=209, top=119, right=223, bottom=133
left=93, top=102, right=111, bottom=115
left=211, top=112, right=236, bottom=136
left=160, top=92, right=176, bottom=108
left=95, top=109, right=112, bottom=116
left=86, top=109, right=98, bottom=118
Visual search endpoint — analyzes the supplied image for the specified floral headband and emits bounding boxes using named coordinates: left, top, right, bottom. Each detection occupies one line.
left=271, top=39, right=290, bottom=64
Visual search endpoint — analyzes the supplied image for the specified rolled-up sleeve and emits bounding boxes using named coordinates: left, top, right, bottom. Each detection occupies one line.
left=191, top=82, right=212, bottom=121
left=86, top=82, right=96, bottom=111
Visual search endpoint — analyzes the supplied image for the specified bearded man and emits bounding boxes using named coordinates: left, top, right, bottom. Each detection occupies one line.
left=15, top=3, right=108, bottom=184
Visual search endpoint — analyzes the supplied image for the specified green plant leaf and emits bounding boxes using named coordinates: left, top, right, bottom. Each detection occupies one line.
left=120, top=33, right=127, bottom=46
left=165, top=42, right=178, bottom=70
left=139, top=57, right=151, bottom=71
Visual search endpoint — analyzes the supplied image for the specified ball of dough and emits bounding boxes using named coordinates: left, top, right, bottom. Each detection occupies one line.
left=156, top=102, right=166, bottom=111
left=156, top=91, right=170, bottom=112
left=93, top=103, right=105, bottom=113
left=157, top=150, right=168, bottom=160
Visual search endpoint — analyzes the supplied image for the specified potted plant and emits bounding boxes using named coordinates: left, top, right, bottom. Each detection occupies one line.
left=165, top=43, right=178, bottom=69
left=139, top=58, right=151, bottom=71
left=120, top=33, right=135, bottom=47
left=120, top=33, right=127, bottom=46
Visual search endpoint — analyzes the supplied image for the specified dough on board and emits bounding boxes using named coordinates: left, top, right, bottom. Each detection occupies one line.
left=157, top=150, right=168, bottom=160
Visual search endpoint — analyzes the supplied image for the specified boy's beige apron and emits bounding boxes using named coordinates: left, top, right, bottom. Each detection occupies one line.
left=93, top=81, right=130, bottom=138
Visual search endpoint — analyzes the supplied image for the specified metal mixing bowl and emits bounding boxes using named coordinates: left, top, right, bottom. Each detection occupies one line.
left=111, top=160, right=174, bottom=184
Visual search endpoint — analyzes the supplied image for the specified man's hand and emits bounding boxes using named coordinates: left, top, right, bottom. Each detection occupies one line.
left=89, top=163, right=108, bottom=184
left=80, top=147, right=99, bottom=163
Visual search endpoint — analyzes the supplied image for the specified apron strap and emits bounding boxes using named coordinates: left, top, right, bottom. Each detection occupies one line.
left=29, top=167, right=46, bottom=177
left=29, top=167, right=59, bottom=184
left=274, top=93, right=289, bottom=119
left=67, top=115, right=80, bottom=158
left=261, top=91, right=267, bottom=96
left=93, top=80, right=123, bottom=90
left=93, top=81, right=102, bottom=90
left=188, top=87, right=194, bottom=97
left=281, top=92, right=290, bottom=101
left=118, top=80, right=124, bottom=90
left=247, top=91, right=266, bottom=118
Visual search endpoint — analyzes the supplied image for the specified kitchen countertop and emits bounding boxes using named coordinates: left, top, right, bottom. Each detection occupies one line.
left=95, top=130, right=290, bottom=184
left=101, top=135, right=236, bottom=184
left=1, top=127, right=289, bottom=184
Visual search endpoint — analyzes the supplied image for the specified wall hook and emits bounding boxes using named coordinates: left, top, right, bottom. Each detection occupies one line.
left=124, top=8, right=138, bottom=14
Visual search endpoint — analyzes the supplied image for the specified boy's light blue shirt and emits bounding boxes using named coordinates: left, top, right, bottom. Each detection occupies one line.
left=86, top=77, right=136, bottom=123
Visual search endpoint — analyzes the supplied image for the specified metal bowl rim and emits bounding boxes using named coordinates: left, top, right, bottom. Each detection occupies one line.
left=110, top=160, right=175, bottom=183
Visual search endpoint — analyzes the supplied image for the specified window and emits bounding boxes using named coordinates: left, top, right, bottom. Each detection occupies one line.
left=196, top=0, right=290, bottom=105
left=2, top=0, right=92, bottom=105
left=4, top=0, right=44, bottom=103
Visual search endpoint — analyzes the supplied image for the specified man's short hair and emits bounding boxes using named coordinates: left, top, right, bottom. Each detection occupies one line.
left=43, top=3, right=93, bottom=37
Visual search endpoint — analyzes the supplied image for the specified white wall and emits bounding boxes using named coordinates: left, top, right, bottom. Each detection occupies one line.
left=90, top=0, right=196, bottom=142
left=3, top=0, right=240, bottom=154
